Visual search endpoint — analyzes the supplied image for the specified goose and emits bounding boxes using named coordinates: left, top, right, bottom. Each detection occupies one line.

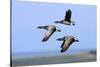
left=54, top=9, right=75, bottom=25
left=37, top=25, right=61, bottom=42
left=56, top=36, right=79, bottom=53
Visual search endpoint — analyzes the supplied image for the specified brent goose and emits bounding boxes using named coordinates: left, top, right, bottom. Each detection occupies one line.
left=54, top=9, right=75, bottom=25
left=56, top=35, right=79, bottom=53
left=37, top=25, right=61, bottom=42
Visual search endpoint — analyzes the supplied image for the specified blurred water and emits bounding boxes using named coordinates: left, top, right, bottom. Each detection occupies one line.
left=12, top=50, right=96, bottom=66
left=12, top=49, right=96, bottom=59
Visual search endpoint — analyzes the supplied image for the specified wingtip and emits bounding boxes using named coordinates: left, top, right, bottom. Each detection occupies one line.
left=56, top=39, right=59, bottom=41
left=42, top=40, right=46, bottom=42
left=37, top=26, right=42, bottom=29
left=60, top=49, right=65, bottom=53
left=42, top=38, right=47, bottom=42
left=67, top=9, right=71, bottom=12
left=56, top=38, right=62, bottom=41
left=56, top=38, right=64, bottom=41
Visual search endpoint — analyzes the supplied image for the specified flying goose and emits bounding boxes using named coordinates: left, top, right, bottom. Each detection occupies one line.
left=56, top=36, right=79, bottom=53
left=54, top=9, right=75, bottom=25
left=37, top=25, right=61, bottom=42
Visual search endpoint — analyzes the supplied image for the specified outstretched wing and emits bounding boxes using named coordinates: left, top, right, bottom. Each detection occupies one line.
left=42, top=29, right=55, bottom=42
left=64, top=9, right=72, bottom=22
left=61, top=40, right=65, bottom=48
left=60, top=38, right=74, bottom=53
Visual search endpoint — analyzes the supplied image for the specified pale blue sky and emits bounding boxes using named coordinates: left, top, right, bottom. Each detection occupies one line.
left=12, top=1, right=96, bottom=54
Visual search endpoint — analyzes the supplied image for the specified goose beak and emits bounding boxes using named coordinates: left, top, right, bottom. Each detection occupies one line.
left=72, top=23, right=75, bottom=25
left=57, top=29, right=61, bottom=32
left=75, top=40, right=79, bottom=42
left=72, top=21, right=75, bottom=26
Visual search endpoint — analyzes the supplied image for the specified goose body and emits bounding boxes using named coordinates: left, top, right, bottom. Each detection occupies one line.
left=37, top=25, right=61, bottom=42
left=57, top=36, right=79, bottom=53
left=54, top=9, right=75, bottom=25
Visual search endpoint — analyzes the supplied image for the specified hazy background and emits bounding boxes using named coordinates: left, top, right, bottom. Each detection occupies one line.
left=12, top=1, right=96, bottom=55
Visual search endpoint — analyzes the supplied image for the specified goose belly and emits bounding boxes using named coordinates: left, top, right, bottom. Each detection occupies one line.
left=63, top=40, right=70, bottom=48
left=63, top=21, right=71, bottom=25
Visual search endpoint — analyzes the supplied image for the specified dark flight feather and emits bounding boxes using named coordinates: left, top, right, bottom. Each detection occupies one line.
left=64, top=9, right=72, bottom=22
